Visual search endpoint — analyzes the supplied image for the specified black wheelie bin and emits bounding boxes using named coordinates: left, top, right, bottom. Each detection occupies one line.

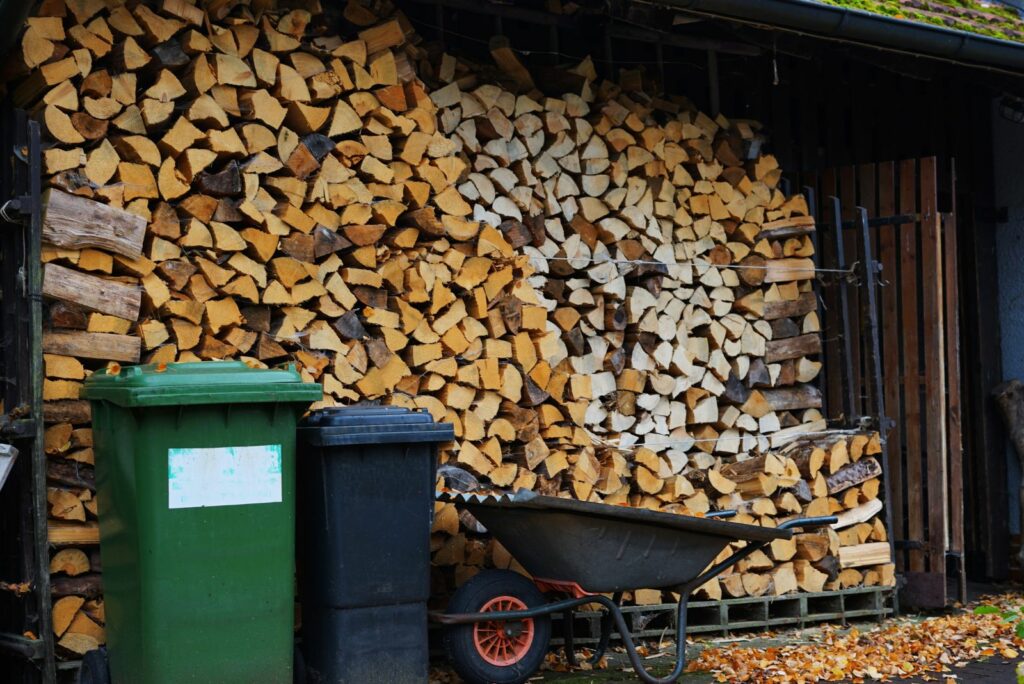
left=296, top=406, right=453, bottom=683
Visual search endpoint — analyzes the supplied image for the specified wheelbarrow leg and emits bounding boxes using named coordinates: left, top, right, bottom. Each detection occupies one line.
left=564, top=591, right=620, bottom=667
left=586, top=591, right=621, bottom=666
left=562, top=608, right=577, bottom=667
left=578, top=591, right=693, bottom=684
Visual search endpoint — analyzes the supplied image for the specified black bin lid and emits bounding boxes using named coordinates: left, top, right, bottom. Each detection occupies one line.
left=298, top=406, right=454, bottom=446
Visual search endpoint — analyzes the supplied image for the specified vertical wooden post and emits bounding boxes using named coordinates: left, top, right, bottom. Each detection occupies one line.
left=943, top=161, right=965, bottom=603
left=944, top=210, right=965, bottom=602
left=900, top=158, right=925, bottom=574
left=920, top=157, right=949, bottom=576
left=876, top=161, right=904, bottom=571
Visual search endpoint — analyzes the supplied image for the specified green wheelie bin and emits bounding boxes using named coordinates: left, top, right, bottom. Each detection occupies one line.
left=80, top=361, right=321, bottom=684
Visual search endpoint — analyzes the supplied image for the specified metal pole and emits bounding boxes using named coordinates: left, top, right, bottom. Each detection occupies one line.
left=857, top=206, right=898, bottom=615
left=831, top=196, right=857, bottom=422
left=804, top=186, right=829, bottom=416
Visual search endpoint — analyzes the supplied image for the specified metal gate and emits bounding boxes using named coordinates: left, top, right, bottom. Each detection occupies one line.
left=805, top=157, right=964, bottom=609
left=0, top=111, right=54, bottom=681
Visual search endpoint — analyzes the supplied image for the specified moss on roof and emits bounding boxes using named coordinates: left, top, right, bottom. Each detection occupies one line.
left=818, top=0, right=1024, bottom=42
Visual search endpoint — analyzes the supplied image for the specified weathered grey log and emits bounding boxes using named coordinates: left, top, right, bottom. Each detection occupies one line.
left=762, top=384, right=823, bottom=411
left=43, top=264, right=141, bottom=321
left=826, top=457, right=882, bottom=495
left=765, top=333, right=822, bottom=363
left=43, top=400, right=91, bottom=425
left=42, top=188, right=146, bottom=258
left=759, top=216, right=816, bottom=242
left=763, top=291, right=817, bottom=321
left=51, top=574, right=102, bottom=599
left=769, top=318, right=801, bottom=340
left=43, top=331, right=141, bottom=363
left=47, top=459, right=94, bottom=491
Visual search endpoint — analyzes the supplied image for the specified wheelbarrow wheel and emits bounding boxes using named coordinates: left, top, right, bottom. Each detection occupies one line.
left=77, top=648, right=110, bottom=684
left=444, top=569, right=552, bottom=684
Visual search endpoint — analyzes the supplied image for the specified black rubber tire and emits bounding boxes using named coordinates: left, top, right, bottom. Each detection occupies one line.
left=443, top=570, right=552, bottom=684
left=77, top=648, right=111, bottom=684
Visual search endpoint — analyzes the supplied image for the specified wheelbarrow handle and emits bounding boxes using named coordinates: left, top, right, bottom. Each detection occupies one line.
left=777, top=515, right=838, bottom=531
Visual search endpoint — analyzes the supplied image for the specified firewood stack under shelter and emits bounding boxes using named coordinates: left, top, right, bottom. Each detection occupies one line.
left=3, top=0, right=893, bottom=658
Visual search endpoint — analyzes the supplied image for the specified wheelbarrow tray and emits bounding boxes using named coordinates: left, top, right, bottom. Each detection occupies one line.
left=441, top=490, right=791, bottom=594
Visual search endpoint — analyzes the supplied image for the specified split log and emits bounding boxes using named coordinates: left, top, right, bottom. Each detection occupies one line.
left=838, top=542, right=892, bottom=569
left=43, top=332, right=141, bottom=363
left=42, top=189, right=146, bottom=258
left=43, top=265, right=141, bottom=320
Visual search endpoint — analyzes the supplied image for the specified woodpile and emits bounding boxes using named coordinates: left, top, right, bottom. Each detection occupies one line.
left=415, top=45, right=893, bottom=598
left=18, top=0, right=458, bottom=657
left=7, top=0, right=892, bottom=646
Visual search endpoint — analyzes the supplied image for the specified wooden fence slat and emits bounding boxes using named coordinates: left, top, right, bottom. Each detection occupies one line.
left=900, top=158, right=925, bottom=574
left=920, top=157, right=949, bottom=574
left=877, top=160, right=905, bottom=572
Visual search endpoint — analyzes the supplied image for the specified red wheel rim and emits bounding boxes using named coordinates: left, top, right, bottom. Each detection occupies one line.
left=473, top=595, right=535, bottom=667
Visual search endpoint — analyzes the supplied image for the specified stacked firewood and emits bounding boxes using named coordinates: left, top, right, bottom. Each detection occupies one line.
left=423, top=53, right=826, bottom=501
left=8, top=0, right=892, bottom=653
left=417, top=49, right=894, bottom=599
left=696, top=430, right=894, bottom=601
left=19, top=0, right=470, bottom=657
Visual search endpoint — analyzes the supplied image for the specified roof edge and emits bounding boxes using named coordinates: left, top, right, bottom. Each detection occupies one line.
left=666, top=0, right=1024, bottom=74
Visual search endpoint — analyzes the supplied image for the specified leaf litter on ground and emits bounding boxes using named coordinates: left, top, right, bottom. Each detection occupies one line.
left=687, top=592, right=1024, bottom=682
left=430, top=592, right=1024, bottom=682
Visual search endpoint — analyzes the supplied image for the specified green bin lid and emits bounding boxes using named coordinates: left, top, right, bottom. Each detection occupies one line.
left=81, top=361, right=322, bottom=408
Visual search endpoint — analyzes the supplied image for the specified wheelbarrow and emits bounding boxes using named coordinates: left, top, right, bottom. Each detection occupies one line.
left=434, top=490, right=836, bottom=684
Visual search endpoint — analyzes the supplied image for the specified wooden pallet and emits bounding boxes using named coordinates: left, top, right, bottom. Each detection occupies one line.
left=551, top=586, right=894, bottom=644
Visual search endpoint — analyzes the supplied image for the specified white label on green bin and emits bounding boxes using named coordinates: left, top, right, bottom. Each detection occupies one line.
left=167, top=445, right=282, bottom=509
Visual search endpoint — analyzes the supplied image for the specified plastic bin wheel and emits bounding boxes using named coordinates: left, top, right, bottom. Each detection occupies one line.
left=77, top=648, right=110, bottom=684
left=444, top=570, right=552, bottom=684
